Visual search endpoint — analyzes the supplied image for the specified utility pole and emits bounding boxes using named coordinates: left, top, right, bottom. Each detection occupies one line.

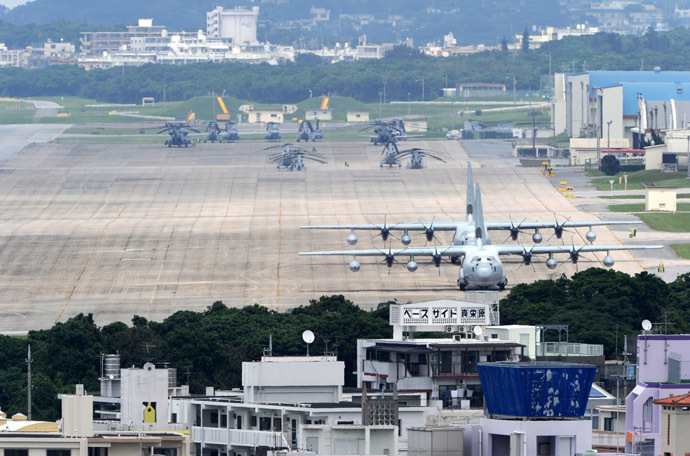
left=383, top=80, right=387, bottom=105
left=26, top=345, right=32, bottom=420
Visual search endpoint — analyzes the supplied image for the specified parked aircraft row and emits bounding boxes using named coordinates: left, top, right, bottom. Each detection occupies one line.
left=299, top=164, right=662, bottom=290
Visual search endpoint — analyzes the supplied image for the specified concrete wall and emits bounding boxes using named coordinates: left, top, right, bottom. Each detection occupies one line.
left=121, top=363, right=170, bottom=430
left=305, top=110, right=332, bottom=121
left=660, top=405, right=690, bottom=455
left=567, top=73, right=589, bottom=137
left=480, top=418, right=592, bottom=456
left=645, top=188, right=677, bottom=211
left=347, top=111, right=370, bottom=122
left=62, top=395, right=93, bottom=437
left=600, top=85, right=624, bottom=143
left=243, top=357, right=344, bottom=403
left=408, top=427, right=463, bottom=456
left=248, top=111, right=283, bottom=123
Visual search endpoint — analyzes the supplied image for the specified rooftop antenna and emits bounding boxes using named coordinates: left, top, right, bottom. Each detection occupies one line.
left=642, top=319, right=651, bottom=365
left=26, top=344, right=32, bottom=420
left=264, top=334, right=273, bottom=357
left=302, top=330, right=315, bottom=356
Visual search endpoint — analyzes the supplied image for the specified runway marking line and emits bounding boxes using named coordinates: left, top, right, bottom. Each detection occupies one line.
left=164, top=227, right=175, bottom=260
left=50, top=126, right=69, bottom=142
left=55, top=204, right=127, bottom=324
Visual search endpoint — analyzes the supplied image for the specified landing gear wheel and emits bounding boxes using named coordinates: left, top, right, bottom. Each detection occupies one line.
left=459, top=283, right=466, bottom=291
left=499, top=283, right=506, bottom=290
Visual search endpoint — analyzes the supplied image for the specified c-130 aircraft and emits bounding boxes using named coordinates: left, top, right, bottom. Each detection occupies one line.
left=299, top=168, right=662, bottom=290
left=301, top=163, right=644, bottom=264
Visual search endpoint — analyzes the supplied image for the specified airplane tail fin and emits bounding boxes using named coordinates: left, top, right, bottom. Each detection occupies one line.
left=466, top=162, right=474, bottom=224
left=474, top=183, right=491, bottom=246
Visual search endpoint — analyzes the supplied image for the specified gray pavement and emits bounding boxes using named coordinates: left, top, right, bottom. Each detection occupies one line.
left=0, top=124, right=71, bottom=163
left=0, top=133, right=679, bottom=331
left=23, top=99, right=62, bottom=118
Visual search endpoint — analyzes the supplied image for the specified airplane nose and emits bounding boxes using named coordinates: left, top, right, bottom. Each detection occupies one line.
left=472, top=264, right=495, bottom=283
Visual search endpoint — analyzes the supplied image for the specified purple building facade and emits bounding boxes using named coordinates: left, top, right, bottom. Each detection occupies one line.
left=625, top=334, right=690, bottom=455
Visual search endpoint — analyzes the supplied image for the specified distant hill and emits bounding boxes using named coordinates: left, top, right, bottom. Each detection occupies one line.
left=1, top=0, right=581, bottom=46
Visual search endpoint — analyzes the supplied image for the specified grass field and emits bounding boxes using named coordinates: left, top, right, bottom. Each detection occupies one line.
left=600, top=193, right=690, bottom=199
left=671, top=243, right=690, bottom=259
left=638, top=213, right=690, bottom=232
left=3, top=94, right=549, bottom=133
left=591, top=170, right=690, bottom=191
left=608, top=203, right=690, bottom=212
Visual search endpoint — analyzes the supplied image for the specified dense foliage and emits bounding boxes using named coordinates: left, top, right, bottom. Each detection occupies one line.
left=501, top=269, right=687, bottom=356
left=2, top=28, right=690, bottom=105
left=0, top=20, right=123, bottom=48
left=601, top=155, right=621, bottom=175
left=0, top=295, right=391, bottom=421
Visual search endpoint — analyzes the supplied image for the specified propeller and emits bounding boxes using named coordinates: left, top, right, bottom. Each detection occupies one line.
left=373, top=215, right=400, bottom=243
left=517, top=244, right=537, bottom=272
left=546, top=215, right=572, bottom=243
left=503, top=216, right=528, bottom=243
left=422, top=216, right=436, bottom=243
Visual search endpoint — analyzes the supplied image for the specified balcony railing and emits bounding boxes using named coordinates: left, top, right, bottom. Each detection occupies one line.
left=537, top=342, right=604, bottom=357
left=191, top=427, right=289, bottom=449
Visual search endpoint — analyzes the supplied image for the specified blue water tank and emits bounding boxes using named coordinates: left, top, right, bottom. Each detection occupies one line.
left=477, top=362, right=596, bottom=418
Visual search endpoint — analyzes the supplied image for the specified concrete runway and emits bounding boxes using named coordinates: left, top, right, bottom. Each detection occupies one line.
left=0, top=129, right=668, bottom=331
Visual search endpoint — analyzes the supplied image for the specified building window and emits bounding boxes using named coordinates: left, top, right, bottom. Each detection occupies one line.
left=250, top=415, right=257, bottom=427
left=6, top=451, right=29, bottom=456
left=47, top=452, right=71, bottom=456
left=260, top=416, right=272, bottom=431
left=643, top=397, right=654, bottom=431
left=604, top=417, right=613, bottom=431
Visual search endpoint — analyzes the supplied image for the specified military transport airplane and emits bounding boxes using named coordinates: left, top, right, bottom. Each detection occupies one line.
left=299, top=182, right=663, bottom=290
left=301, top=163, right=642, bottom=262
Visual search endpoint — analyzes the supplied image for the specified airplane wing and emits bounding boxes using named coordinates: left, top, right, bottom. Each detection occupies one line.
left=300, top=246, right=469, bottom=257
left=301, top=222, right=462, bottom=231
left=300, top=244, right=663, bottom=259
left=495, top=244, right=663, bottom=255
left=485, top=220, right=642, bottom=230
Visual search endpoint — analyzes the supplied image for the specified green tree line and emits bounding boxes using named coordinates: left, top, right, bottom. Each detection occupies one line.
left=2, top=28, right=690, bottom=104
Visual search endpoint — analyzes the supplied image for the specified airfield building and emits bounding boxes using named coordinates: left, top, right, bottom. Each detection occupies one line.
left=206, top=6, right=260, bottom=44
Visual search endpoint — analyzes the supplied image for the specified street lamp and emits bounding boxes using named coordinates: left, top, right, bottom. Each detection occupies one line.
left=378, top=91, right=383, bottom=120
left=607, top=120, right=612, bottom=149
left=609, top=179, right=614, bottom=196
left=624, top=174, right=628, bottom=191
left=408, top=92, right=411, bottom=115
left=416, top=77, right=425, bottom=102
left=687, top=135, right=690, bottom=178
left=383, top=79, right=387, bottom=105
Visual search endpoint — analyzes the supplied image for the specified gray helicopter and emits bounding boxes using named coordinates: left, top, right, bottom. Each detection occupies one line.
left=264, top=143, right=327, bottom=171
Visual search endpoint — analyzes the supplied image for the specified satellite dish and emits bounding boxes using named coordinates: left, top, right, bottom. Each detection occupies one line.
left=302, top=330, right=315, bottom=356
left=473, top=326, right=483, bottom=337
left=302, top=330, right=315, bottom=344
left=642, top=319, right=652, bottom=331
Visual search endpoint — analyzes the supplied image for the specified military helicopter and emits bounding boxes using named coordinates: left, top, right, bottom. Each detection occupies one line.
left=296, top=120, right=323, bottom=142
left=221, top=121, right=240, bottom=142
left=378, top=142, right=445, bottom=169
left=399, top=148, right=447, bottom=169
left=380, top=141, right=403, bottom=167
left=364, top=119, right=408, bottom=145
left=265, top=122, right=282, bottom=141
left=203, top=122, right=222, bottom=143
left=157, top=122, right=199, bottom=147
left=264, top=143, right=327, bottom=171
